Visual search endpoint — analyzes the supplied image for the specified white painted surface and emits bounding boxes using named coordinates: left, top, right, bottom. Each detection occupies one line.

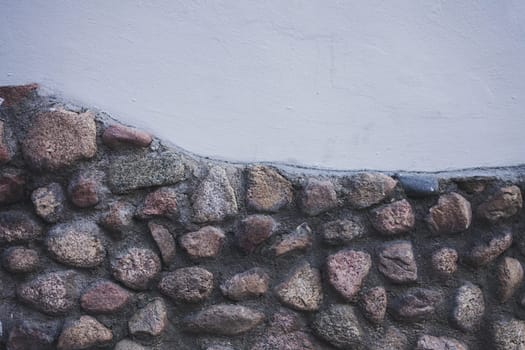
left=1, top=1, right=524, bottom=171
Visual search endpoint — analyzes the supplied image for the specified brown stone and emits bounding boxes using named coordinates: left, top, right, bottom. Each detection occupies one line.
left=57, top=316, right=112, bottom=350
left=273, top=222, right=312, bottom=256
left=237, top=215, right=276, bottom=253
left=497, top=257, right=523, bottom=302
left=0, top=210, right=42, bottom=243
left=274, top=262, right=323, bottom=311
left=68, top=171, right=104, bottom=208
left=456, top=176, right=493, bottom=193
left=370, top=199, right=415, bottom=235
left=427, top=192, right=472, bottom=234
left=378, top=241, right=418, bottom=283
left=129, top=298, right=168, bottom=337
left=0, top=173, right=25, bottom=205
left=99, top=200, right=135, bottom=234
left=360, top=286, right=387, bottom=324
left=0, top=120, right=11, bottom=163
left=346, top=172, right=397, bottom=209
left=220, top=268, right=269, bottom=301
left=321, top=218, right=366, bottom=245
left=0, top=83, right=38, bottom=107
left=158, top=267, right=214, bottom=302
left=148, top=222, right=176, bottom=264
left=111, top=248, right=161, bottom=290
left=327, top=249, right=371, bottom=301
left=390, top=288, right=442, bottom=321
left=2, top=246, right=39, bottom=273
left=300, top=178, right=338, bottom=216
left=415, top=335, right=467, bottom=350
left=137, top=187, right=177, bottom=219
left=184, top=304, right=265, bottom=335
left=102, top=124, right=152, bottom=148
left=431, top=247, right=458, bottom=276
left=7, top=320, right=60, bottom=350
left=478, top=186, right=523, bottom=222
left=31, top=183, right=66, bottom=223
left=80, top=280, right=132, bottom=313
left=180, top=226, right=225, bottom=259
left=452, top=282, right=485, bottom=332
left=246, top=165, right=293, bottom=212
left=468, top=231, right=512, bottom=266
left=22, top=109, right=97, bottom=171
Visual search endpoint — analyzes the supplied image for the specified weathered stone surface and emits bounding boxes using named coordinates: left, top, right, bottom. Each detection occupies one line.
left=57, top=316, right=112, bottom=350
left=327, top=249, right=371, bottom=301
left=221, top=268, right=269, bottom=301
left=237, top=215, right=276, bottom=253
left=31, top=183, right=65, bottom=223
left=274, top=262, right=323, bottom=311
left=456, top=176, right=492, bottom=194
left=0, top=172, right=25, bottom=204
left=108, top=152, right=185, bottom=193
left=22, top=109, right=97, bottom=171
left=378, top=241, right=417, bottom=283
left=136, top=187, right=177, bottom=219
left=396, top=174, right=439, bottom=197
left=2, top=246, right=39, bottom=273
left=300, top=179, right=338, bottom=216
left=158, top=267, right=214, bottom=302
left=370, top=199, right=415, bottom=235
left=114, top=339, right=149, bottom=350
left=478, top=186, right=523, bottom=222
left=467, top=231, right=512, bottom=266
left=0, top=83, right=38, bottom=107
left=17, top=271, right=78, bottom=315
left=99, top=200, right=135, bottom=233
left=369, top=326, right=408, bottom=350
left=102, top=124, right=152, bottom=148
left=180, top=226, right=225, bottom=259
left=321, top=218, right=366, bottom=245
left=129, top=298, right=168, bottom=337
left=312, top=304, right=363, bottom=349
left=7, top=320, right=60, bottom=350
left=360, top=286, right=387, bottom=324
left=111, top=248, right=161, bottom=290
left=452, top=283, right=485, bottom=332
left=0, top=120, right=12, bottom=163
left=192, top=166, right=238, bottom=222
left=497, top=257, right=523, bottom=302
left=390, top=288, right=443, bottom=321
left=46, top=221, right=106, bottom=268
left=80, top=280, right=132, bottom=313
left=68, top=172, right=103, bottom=208
left=415, top=335, right=467, bottom=350
left=492, top=317, right=525, bottom=350
left=246, top=165, right=293, bottom=212
left=346, top=172, right=397, bottom=209
left=431, top=247, right=458, bottom=276
left=184, top=304, right=264, bottom=335
left=207, top=346, right=234, bottom=350
left=0, top=211, right=42, bottom=243
left=273, top=223, right=312, bottom=256
left=148, top=222, right=176, bottom=264
left=427, top=193, right=472, bottom=234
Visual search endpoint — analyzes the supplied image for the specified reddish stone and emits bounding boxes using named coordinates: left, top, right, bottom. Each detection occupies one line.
left=246, top=165, right=293, bottom=212
left=183, top=304, right=264, bottom=335
left=497, top=257, right=523, bottom=303
left=137, top=187, right=177, bottom=219
left=370, top=199, right=415, bottom=235
left=468, top=231, right=513, bottom=266
left=237, top=215, right=276, bottom=253
left=478, top=185, right=523, bottom=222
left=148, top=222, right=176, bottom=264
left=0, top=210, right=42, bottom=243
left=68, top=172, right=103, bottom=208
left=99, top=200, right=135, bottom=234
left=274, top=262, right=323, bottom=311
left=427, top=192, right=472, bottom=234
left=158, top=267, right=214, bottom=302
left=431, top=247, right=458, bottom=276
left=0, top=173, right=25, bottom=204
left=360, top=286, right=387, bottom=324
left=327, top=250, right=371, bottom=301
left=0, top=83, right=38, bottom=107
left=2, top=246, right=39, bottom=273
left=378, top=241, right=418, bottom=283
left=102, top=124, right=152, bottom=148
left=273, top=223, right=312, bottom=256
left=220, top=268, right=270, bottom=301
left=57, top=316, right=112, bottom=350
left=301, top=179, right=338, bottom=216
left=179, top=226, right=225, bottom=259
left=111, top=248, right=161, bottom=290
left=80, top=280, right=132, bottom=313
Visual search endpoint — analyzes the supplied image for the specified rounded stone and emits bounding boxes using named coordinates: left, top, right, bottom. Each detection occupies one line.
left=468, top=231, right=513, bottom=266
left=300, top=179, right=338, bottom=216
left=346, top=172, right=397, bottom=209
left=360, top=286, right=387, bottom=324
left=370, top=199, right=415, bottom=235
left=370, top=326, right=408, bottom=350
left=57, top=316, right=112, bottom=350
left=67, top=171, right=103, bottom=208
left=158, top=266, right=214, bottom=302
left=427, top=192, right=472, bottom=234
left=148, top=222, right=176, bottom=265
left=416, top=335, right=467, bottom=350
left=452, top=282, right=485, bottom=332
left=180, top=226, right=225, bottom=259
left=492, top=317, right=525, bottom=350
left=321, top=218, right=366, bottom=245
left=115, top=339, right=149, bottom=350
left=31, top=183, right=66, bottom=223
left=99, top=200, right=135, bottom=234
left=246, top=165, right=293, bottom=212
left=220, top=267, right=270, bottom=301
left=377, top=240, right=417, bottom=283
left=0, top=210, right=42, bottom=243
left=80, top=280, right=132, bottom=313
left=312, top=304, right=363, bottom=349
left=390, top=288, right=443, bottom=321
left=237, top=215, right=276, bottom=253
left=431, top=247, right=458, bottom=276
left=274, top=262, right=323, bottom=311
left=111, top=248, right=161, bottom=290
left=327, top=249, right=371, bottom=301
left=136, top=187, right=178, bottom=219
left=102, top=124, right=152, bottom=148
left=129, top=298, right=168, bottom=338
left=478, top=185, right=523, bottom=222
left=0, top=172, right=25, bottom=205
left=2, top=246, right=39, bottom=273
left=7, top=320, right=60, bottom=350
left=497, top=257, right=523, bottom=302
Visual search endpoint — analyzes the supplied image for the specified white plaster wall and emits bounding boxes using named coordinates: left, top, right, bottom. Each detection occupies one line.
left=1, top=1, right=524, bottom=171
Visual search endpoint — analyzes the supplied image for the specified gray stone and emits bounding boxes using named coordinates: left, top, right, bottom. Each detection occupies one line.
left=312, top=304, right=363, bottom=349
left=31, top=183, right=65, bottom=223
left=326, top=249, right=371, bottom=301
left=0, top=210, right=42, bottom=243
left=274, top=262, right=323, bottom=311
left=111, top=248, right=161, bottom=290
left=360, top=286, right=387, bottom=324
left=57, top=316, right=112, bottom=350
left=369, top=327, right=408, bottom=350
left=478, top=185, right=523, bottom=222
left=492, top=317, right=525, bottom=350
left=370, top=199, right=415, bottom=235
left=390, top=288, right=443, bottom=321
left=497, top=257, right=523, bottom=302
left=431, top=247, right=458, bottom=276
left=246, top=165, right=293, bottom=212
left=129, top=298, right=168, bottom=337
left=148, top=222, right=176, bottom=264
left=321, top=218, right=366, bottom=245
left=300, top=178, right=338, bottom=216
left=158, top=267, right=214, bottom=302
left=184, top=304, right=264, bottom=335
left=377, top=241, right=418, bottom=283
left=114, top=339, right=149, bottom=350
left=468, top=231, right=512, bottom=266
left=0, top=171, right=25, bottom=205
left=220, top=267, right=269, bottom=301
left=346, top=172, right=397, bottom=209
left=415, top=335, right=468, bottom=350
left=7, top=320, right=60, bottom=350
left=396, top=174, right=439, bottom=197
left=2, top=246, right=39, bottom=273
left=427, top=192, right=472, bottom=234
left=272, top=223, right=313, bottom=256
left=452, top=283, right=485, bottom=332
left=180, top=226, right=225, bottom=259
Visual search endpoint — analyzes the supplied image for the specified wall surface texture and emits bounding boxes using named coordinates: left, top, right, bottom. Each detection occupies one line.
left=1, top=1, right=524, bottom=171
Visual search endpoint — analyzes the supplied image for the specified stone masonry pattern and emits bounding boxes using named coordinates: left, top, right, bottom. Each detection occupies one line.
left=0, top=84, right=525, bottom=349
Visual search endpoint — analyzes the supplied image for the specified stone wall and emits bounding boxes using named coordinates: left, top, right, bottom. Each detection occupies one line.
left=0, top=84, right=524, bottom=350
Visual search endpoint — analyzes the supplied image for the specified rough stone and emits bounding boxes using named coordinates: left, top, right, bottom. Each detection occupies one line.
left=80, top=280, right=132, bottom=313
left=129, top=298, right=168, bottom=338
left=369, top=326, right=408, bottom=350
left=57, top=316, right=112, bottom=350
left=467, top=231, right=512, bottom=266
left=346, top=172, right=397, bottom=209
left=360, top=286, right=387, bottom=324
left=67, top=171, right=104, bottom=208
left=390, top=288, right=443, bottom=321
left=114, top=339, right=149, bottom=350
left=2, top=246, right=39, bottom=273
left=111, top=248, right=161, bottom=290
left=237, top=215, right=276, bottom=253
left=136, top=187, right=178, bottom=219
left=17, top=271, right=78, bottom=315
left=326, top=249, right=371, bottom=301
left=0, top=120, right=12, bottom=163
left=312, top=304, right=363, bottom=349
left=179, top=226, right=225, bottom=259
left=274, top=262, right=323, bottom=311
left=0, top=83, right=38, bottom=107
left=492, top=317, right=525, bottom=350
left=272, top=222, right=312, bottom=256
left=478, top=185, right=523, bottom=222
left=22, top=109, right=97, bottom=171
left=45, top=221, right=106, bottom=268
left=456, top=176, right=492, bottom=194
left=370, top=199, right=415, bottom=235
left=415, top=335, right=467, bottom=350
left=148, top=222, right=176, bottom=264
left=452, top=282, right=485, bottom=332
left=108, top=152, right=185, bottom=193
left=102, top=124, right=152, bottom=148
left=246, top=165, right=293, bottom=212
left=321, top=218, right=366, bottom=245
left=192, top=166, right=238, bottom=222
left=184, top=304, right=264, bottom=335
left=427, top=192, right=472, bottom=234
left=300, top=178, right=338, bottom=216
left=99, top=200, right=135, bottom=234
left=158, top=266, right=214, bottom=302
left=220, top=267, right=269, bottom=301
left=0, top=211, right=42, bottom=243
left=396, top=174, right=439, bottom=197
left=431, top=247, right=458, bottom=276
left=377, top=240, right=418, bottom=283
left=0, top=172, right=25, bottom=204
left=31, top=183, right=65, bottom=223
left=497, top=257, right=523, bottom=302
left=7, top=320, right=60, bottom=350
